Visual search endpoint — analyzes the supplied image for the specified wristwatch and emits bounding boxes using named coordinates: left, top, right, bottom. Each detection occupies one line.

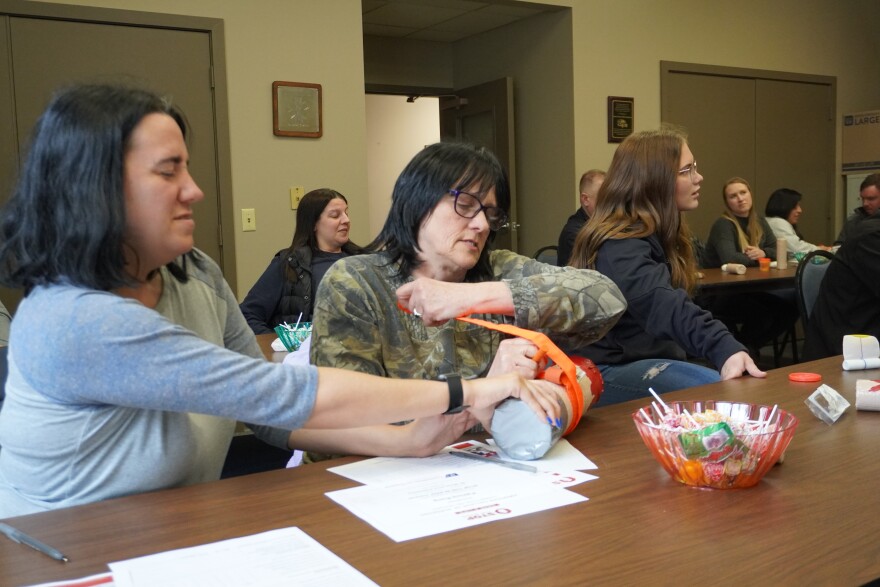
left=442, top=374, right=467, bottom=415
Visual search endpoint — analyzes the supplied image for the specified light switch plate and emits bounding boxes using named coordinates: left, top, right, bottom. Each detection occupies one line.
left=241, top=208, right=256, bottom=231
left=290, top=186, right=305, bottom=209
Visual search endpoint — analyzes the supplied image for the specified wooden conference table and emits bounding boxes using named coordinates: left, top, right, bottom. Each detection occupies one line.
left=2, top=356, right=879, bottom=586
left=696, top=264, right=797, bottom=295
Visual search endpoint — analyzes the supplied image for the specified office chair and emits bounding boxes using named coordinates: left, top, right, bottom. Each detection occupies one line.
left=533, top=245, right=558, bottom=266
left=795, top=249, right=835, bottom=329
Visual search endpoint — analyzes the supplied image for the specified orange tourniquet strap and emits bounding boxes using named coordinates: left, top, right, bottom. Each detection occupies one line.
left=456, top=316, right=583, bottom=435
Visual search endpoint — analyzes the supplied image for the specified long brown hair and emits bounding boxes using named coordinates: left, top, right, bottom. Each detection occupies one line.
left=570, top=127, right=697, bottom=293
left=721, top=177, right=763, bottom=249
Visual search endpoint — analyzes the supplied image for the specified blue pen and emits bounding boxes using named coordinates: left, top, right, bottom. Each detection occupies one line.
left=0, top=522, right=69, bottom=562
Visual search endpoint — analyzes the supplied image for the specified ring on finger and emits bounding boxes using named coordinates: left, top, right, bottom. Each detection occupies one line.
left=412, top=308, right=422, bottom=317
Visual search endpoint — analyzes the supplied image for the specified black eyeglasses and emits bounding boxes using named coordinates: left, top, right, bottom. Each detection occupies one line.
left=448, top=189, right=508, bottom=231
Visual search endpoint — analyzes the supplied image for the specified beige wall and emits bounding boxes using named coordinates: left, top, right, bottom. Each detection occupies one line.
left=364, top=35, right=453, bottom=89
left=569, top=0, right=880, bottom=232
left=453, top=8, right=575, bottom=255
left=36, top=0, right=369, bottom=297
left=35, top=0, right=880, bottom=293
left=365, top=94, right=439, bottom=237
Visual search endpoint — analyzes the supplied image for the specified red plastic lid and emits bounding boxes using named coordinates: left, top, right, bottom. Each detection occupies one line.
left=789, top=372, right=822, bottom=383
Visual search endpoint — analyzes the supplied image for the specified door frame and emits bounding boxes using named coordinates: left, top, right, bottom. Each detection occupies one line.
left=367, top=81, right=519, bottom=252
left=439, top=77, right=517, bottom=252
left=0, top=0, right=238, bottom=291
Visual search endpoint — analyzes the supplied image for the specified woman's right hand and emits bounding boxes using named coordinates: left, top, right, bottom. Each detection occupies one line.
left=486, top=337, right=545, bottom=379
left=720, top=351, right=766, bottom=380
left=463, top=374, right=562, bottom=428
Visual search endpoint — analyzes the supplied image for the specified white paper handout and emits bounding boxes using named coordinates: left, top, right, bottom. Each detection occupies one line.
left=328, top=440, right=598, bottom=489
left=326, top=451, right=587, bottom=542
left=108, top=527, right=377, bottom=587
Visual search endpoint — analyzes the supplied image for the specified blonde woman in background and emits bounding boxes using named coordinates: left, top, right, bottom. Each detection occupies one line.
left=701, top=177, right=798, bottom=356
left=702, top=177, right=778, bottom=268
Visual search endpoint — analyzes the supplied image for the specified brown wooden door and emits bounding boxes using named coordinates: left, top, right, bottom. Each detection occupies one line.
left=661, top=63, right=835, bottom=247
left=755, top=79, right=835, bottom=245
left=1, top=14, right=224, bottom=311
left=440, top=77, right=518, bottom=252
left=663, top=72, right=756, bottom=239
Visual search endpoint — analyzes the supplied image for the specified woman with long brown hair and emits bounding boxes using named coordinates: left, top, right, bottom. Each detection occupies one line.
left=569, top=128, right=763, bottom=405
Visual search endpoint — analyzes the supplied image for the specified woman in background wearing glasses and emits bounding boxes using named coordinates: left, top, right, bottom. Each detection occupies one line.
left=297, top=142, right=626, bottom=459
left=568, top=128, right=764, bottom=406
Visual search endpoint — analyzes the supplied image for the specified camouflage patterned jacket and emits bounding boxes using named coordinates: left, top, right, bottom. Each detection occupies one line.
left=310, top=249, right=626, bottom=381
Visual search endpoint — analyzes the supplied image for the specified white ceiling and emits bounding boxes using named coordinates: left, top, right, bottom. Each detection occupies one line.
left=362, top=0, right=555, bottom=42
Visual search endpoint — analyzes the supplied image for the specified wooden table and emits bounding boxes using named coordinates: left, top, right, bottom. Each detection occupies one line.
left=3, top=357, right=879, bottom=586
left=256, top=332, right=289, bottom=363
left=697, top=265, right=797, bottom=295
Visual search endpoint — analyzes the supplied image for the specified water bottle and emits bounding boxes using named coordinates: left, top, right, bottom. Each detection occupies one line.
left=777, top=238, right=788, bottom=269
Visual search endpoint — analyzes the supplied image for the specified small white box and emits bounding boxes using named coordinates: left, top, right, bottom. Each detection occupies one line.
left=805, top=384, right=851, bottom=425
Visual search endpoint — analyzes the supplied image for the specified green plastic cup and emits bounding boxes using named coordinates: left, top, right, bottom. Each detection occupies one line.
left=273, top=322, right=312, bottom=351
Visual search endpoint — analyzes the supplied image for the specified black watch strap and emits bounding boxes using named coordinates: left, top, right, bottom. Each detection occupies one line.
left=442, top=374, right=466, bottom=415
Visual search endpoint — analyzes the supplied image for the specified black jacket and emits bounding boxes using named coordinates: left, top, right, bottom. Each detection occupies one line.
left=557, top=208, right=589, bottom=267
left=804, top=217, right=880, bottom=359
left=240, top=247, right=314, bottom=335
left=572, top=235, right=744, bottom=368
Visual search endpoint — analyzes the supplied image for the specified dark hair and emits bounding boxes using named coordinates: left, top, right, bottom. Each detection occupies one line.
left=0, top=84, right=194, bottom=293
left=368, top=142, right=510, bottom=280
left=765, top=187, right=803, bottom=238
left=571, top=127, right=697, bottom=293
left=283, top=188, right=361, bottom=281
left=861, top=173, right=880, bottom=192
left=765, top=188, right=802, bottom=220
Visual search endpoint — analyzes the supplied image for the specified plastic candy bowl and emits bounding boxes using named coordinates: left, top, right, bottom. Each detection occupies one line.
left=632, top=401, right=798, bottom=489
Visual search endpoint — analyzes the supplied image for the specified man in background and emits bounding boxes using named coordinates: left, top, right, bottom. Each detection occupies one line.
left=557, top=169, right=605, bottom=266
left=835, top=173, right=880, bottom=245
left=804, top=216, right=880, bottom=360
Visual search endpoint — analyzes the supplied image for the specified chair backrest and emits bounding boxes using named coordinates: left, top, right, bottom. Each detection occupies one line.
left=533, top=245, right=558, bottom=266
left=691, top=236, right=708, bottom=269
left=795, top=249, right=835, bottom=327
